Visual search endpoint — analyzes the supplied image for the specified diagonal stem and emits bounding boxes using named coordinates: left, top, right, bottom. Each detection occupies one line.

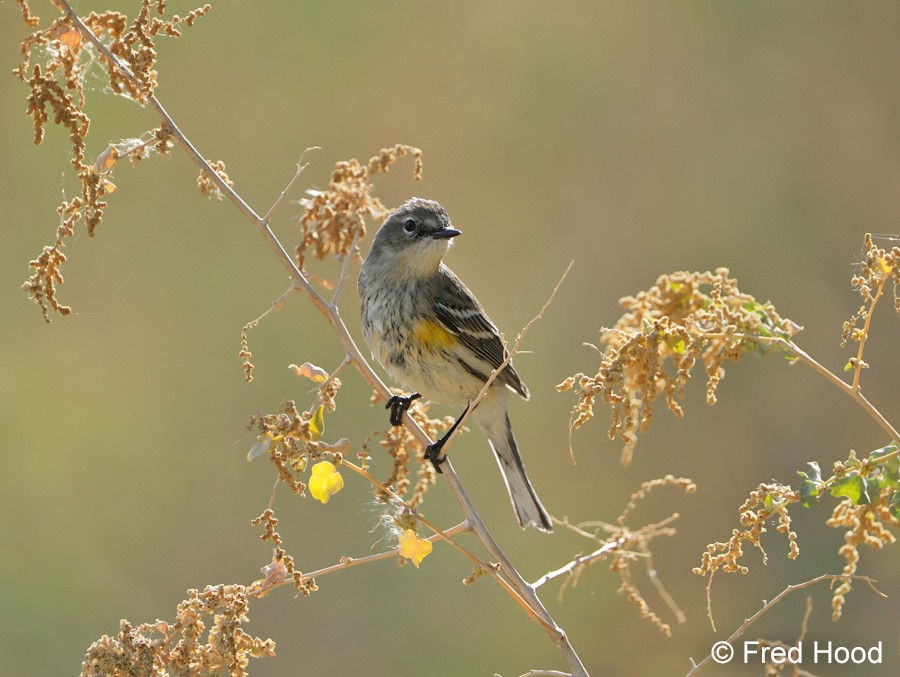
left=851, top=274, right=887, bottom=392
left=55, top=2, right=588, bottom=674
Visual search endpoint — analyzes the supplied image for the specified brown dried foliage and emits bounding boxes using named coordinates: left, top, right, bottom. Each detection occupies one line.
left=247, top=400, right=344, bottom=496
left=371, top=389, right=447, bottom=508
left=694, top=483, right=800, bottom=579
left=198, top=160, right=234, bottom=202
left=826, top=501, right=894, bottom=621
left=296, top=144, right=422, bottom=268
left=696, top=443, right=899, bottom=623
left=15, top=2, right=207, bottom=321
left=559, top=475, right=696, bottom=637
left=80, top=585, right=275, bottom=677
left=840, top=233, right=900, bottom=355
left=557, top=268, right=799, bottom=464
left=825, top=464, right=898, bottom=621
left=248, top=509, right=318, bottom=598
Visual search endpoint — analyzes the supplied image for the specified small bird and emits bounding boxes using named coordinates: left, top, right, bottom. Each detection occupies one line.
left=358, top=197, right=552, bottom=532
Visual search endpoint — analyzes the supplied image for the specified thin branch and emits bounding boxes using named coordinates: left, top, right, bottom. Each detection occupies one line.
left=57, top=4, right=587, bottom=673
left=330, top=230, right=360, bottom=307
left=250, top=520, right=472, bottom=598
left=532, top=540, right=622, bottom=589
left=851, top=273, right=887, bottom=391
left=339, top=461, right=484, bottom=569
left=775, top=337, right=900, bottom=442
left=339, top=459, right=549, bottom=626
left=440, top=260, right=574, bottom=456
left=685, top=574, right=886, bottom=676
left=640, top=541, right=686, bottom=625
left=320, top=354, right=352, bottom=391
left=61, top=2, right=319, bottom=301
left=263, top=149, right=319, bottom=225
left=700, top=331, right=899, bottom=443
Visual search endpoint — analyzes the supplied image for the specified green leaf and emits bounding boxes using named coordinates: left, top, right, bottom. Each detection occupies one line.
left=865, top=472, right=889, bottom=492
left=796, top=461, right=822, bottom=484
left=830, top=474, right=871, bottom=505
left=869, top=442, right=900, bottom=483
left=798, top=479, right=820, bottom=508
left=890, top=490, right=900, bottom=521
left=763, top=491, right=787, bottom=512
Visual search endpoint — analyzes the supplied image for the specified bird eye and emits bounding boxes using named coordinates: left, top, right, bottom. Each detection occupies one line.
left=403, top=219, right=417, bottom=233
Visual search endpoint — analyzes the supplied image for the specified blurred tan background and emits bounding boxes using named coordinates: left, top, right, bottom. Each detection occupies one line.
left=2, top=2, right=899, bottom=675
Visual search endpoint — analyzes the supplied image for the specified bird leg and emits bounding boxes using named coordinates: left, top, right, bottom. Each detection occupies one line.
left=424, top=403, right=470, bottom=474
left=385, top=392, right=422, bottom=427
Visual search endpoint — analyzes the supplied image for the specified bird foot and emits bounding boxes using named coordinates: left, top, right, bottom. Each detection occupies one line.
left=385, top=392, right=422, bottom=427
left=424, top=439, right=446, bottom=474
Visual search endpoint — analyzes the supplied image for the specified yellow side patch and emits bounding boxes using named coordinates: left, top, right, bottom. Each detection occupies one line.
left=414, top=318, right=455, bottom=352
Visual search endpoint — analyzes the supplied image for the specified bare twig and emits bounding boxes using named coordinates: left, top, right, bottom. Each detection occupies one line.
left=441, top=260, right=574, bottom=454
left=775, top=337, right=900, bottom=443
left=531, top=540, right=622, bottom=589
left=330, top=230, right=360, bottom=306
left=640, top=540, right=686, bottom=625
left=263, top=149, right=319, bottom=225
left=321, top=354, right=352, bottom=390
left=850, top=273, right=888, bottom=391
left=685, top=574, right=886, bottom=676
left=54, top=3, right=588, bottom=674
left=700, top=332, right=899, bottom=443
left=250, top=520, right=472, bottom=598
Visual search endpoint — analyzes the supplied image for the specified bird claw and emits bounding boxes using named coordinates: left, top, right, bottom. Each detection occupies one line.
left=424, top=440, right=446, bottom=474
left=385, top=392, right=422, bottom=427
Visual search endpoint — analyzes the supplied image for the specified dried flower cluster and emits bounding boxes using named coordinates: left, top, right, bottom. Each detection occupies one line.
left=248, top=509, right=318, bottom=598
left=371, top=389, right=449, bottom=508
left=697, top=443, right=899, bottom=623
left=841, top=234, right=900, bottom=348
left=694, top=482, right=800, bottom=579
left=557, top=475, right=696, bottom=637
left=840, top=234, right=900, bottom=387
left=246, top=399, right=347, bottom=496
left=80, top=585, right=275, bottom=677
left=198, top=160, right=234, bottom=202
left=71, top=1, right=211, bottom=105
left=296, top=144, right=422, bottom=268
left=15, top=2, right=206, bottom=320
left=824, top=444, right=899, bottom=621
left=557, top=268, right=799, bottom=464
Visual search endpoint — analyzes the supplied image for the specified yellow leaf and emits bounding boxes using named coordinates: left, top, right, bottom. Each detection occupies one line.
left=398, top=529, right=433, bottom=568
left=308, top=404, right=325, bottom=441
left=308, top=461, right=343, bottom=504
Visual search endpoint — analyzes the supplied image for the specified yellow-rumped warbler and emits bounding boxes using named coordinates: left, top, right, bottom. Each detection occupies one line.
left=358, top=197, right=552, bottom=532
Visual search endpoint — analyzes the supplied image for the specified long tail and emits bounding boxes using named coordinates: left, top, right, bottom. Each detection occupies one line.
left=474, top=396, right=553, bottom=532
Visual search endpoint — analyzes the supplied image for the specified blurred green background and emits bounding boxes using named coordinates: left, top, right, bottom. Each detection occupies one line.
left=2, top=2, right=899, bottom=675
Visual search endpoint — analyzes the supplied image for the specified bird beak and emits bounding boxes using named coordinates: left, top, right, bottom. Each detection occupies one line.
left=432, top=228, right=461, bottom=239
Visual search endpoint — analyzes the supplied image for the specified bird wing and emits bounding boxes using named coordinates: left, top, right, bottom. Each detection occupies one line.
left=432, top=267, right=529, bottom=399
